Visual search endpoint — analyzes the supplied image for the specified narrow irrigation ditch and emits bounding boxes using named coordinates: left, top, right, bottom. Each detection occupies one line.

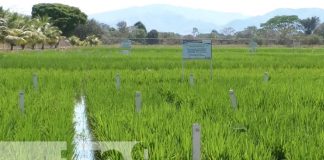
left=73, top=96, right=95, bottom=160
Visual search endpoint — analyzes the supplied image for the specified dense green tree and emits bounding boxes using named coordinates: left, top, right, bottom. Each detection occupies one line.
left=192, top=27, right=199, bottom=37
left=32, top=3, right=87, bottom=36
left=261, top=15, right=301, bottom=32
left=134, top=21, right=147, bottom=33
left=129, top=27, right=146, bottom=44
left=236, top=26, right=258, bottom=39
left=210, top=29, right=218, bottom=39
left=74, top=19, right=104, bottom=40
left=300, top=16, right=320, bottom=35
left=261, top=15, right=301, bottom=44
left=117, top=21, right=128, bottom=33
left=221, top=27, right=235, bottom=39
left=314, top=23, right=324, bottom=38
left=147, top=29, right=159, bottom=44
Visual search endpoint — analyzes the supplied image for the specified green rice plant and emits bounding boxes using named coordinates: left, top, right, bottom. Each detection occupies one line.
left=0, top=46, right=323, bottom=159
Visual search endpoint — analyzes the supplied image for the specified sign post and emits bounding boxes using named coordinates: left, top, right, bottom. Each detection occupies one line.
left=263, top=72, right=270, bottom=82
left=144, top=149, right=149, bottom=160
left=189, top=73, right=194, bottom=86
left=116, top=73, right=121, bottom=91
left=192, top=123, right=201, bottom=160
left=19, top=91, right=24, bottom=113
left=229, top=89, right=238, bottom=110
left=293, top=40, right=301, bottom=53
left=120, top=39, right=131, bottom=54
left=182, top=40, right=213, bottom=81
left=249, top=41, right=257, bottom=53
left=135, top=91, right=142, bottom=113
left=33, top=74, right=38, bottom=90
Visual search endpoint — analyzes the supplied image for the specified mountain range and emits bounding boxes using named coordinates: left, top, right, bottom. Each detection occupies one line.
left=90, top=4, right=324, bottom=35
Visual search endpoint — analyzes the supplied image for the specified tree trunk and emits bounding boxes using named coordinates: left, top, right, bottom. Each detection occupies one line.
left=10, top=44, right=14, bottom=51
left=21, top=45, right=25, bottom=50
left=32, top=44, right=35, bottom=50
left=55, top=42, right=59, bottom=48
left=41, top=43, right=45, bottom=50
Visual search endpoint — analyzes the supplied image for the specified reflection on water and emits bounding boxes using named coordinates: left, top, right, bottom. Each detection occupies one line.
left=73, top=96, right=94, bottom=160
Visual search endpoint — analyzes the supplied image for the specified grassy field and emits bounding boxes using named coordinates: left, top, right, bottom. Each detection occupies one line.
left=0, top=46, right=323, bottom=159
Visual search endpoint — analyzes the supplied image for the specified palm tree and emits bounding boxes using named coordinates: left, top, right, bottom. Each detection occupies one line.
left=0, top=18, right=7, bottom=44
left=4, top=28, right=26, bottom=50
left=27, top=17, right=61, bottom=49
left=85, top=35, right=101, bottom=46
left=44, top=26, right=62, bottom=48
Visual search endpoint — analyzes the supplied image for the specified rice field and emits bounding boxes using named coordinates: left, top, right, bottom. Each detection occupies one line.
left=0, top=46, right=323, bottom=159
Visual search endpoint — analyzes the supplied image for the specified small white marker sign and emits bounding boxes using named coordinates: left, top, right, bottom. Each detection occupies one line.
left=264, top=72, right=269, bottom=82
left=183, top=40, right=212, bottom=59
left=229, top=89, right=238, bottom=110
left=19, top=91, right=24, bottom=113
left=121, top=39, right=131, bottom=54
left=144, top=149, right=149, bottom=160
left=189, top=73, right=194, bottom=86
left=116, top=73, right=121, bottom=90
left=135, top=91, right=142, bottom=113
left=192, top=123, right=201, bottom=160
left=33, top=74, right=38, bottom=90
left=249, top=41, right=257, bottom=53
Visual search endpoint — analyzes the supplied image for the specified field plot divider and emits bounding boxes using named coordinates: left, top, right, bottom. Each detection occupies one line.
left=73, top=96, right=95, bottom=160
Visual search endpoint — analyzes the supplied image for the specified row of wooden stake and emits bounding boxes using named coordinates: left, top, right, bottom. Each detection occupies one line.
left=17, top=72, right=269, bottom=160
left=19, top=72, right=270, bottom=114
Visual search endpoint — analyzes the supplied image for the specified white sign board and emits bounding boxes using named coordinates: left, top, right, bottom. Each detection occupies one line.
left=183, top=40, right=212, bottom=59
left=121, top=40, right=131, bottom=49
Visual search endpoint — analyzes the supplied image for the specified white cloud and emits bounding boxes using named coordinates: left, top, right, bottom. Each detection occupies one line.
left=1, top=0, right=324, bottom=16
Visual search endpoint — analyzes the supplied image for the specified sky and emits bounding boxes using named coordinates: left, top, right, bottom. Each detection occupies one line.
left=1, top=0, right=324, bottom=16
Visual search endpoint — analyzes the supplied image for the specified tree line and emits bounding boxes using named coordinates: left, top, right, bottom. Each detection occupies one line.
left=214, top=15, right=324, bottom=45
left=79, top=15, right=324, bottom=46
left=0, top=4, right=100, bottom=50
left=1, top=3, right=324, bottom=49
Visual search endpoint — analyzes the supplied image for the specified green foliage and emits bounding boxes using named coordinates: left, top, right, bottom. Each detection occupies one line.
left=0, top=69, right=77, bottom=159
left=301, top=34, right=321, bottom=45
left=129, top=27, right=147, bottom=44
left=32, top=3, right=87, bottom=36
left=4, top=28, right=25, bottom=50
left=0, top=8, right=63, bottom=50
left=300, top=16, right=320, bottom=35
left=261, top=15, right=302, bottom=44
left=116, top=21, right=128, bottom=34
left=85, top=35, right=101, bottom=46
left=1, top=47, right=319, bottom=159
left=134, top=21, right=147, bottom=33
left=0, top=18, right=7, bottom=42
left=314, top=23, right=324, bottom=38
left=68, top=35, right=100, bottom=46
left=147, top=29, right=159, bottom=44
left=261, top=15, right=301, bottom=31
left=73, top=19, right=104, bottom=40
left=236, top=26, right=258, bottom=39
left=68, top=36, right=81, bottom=46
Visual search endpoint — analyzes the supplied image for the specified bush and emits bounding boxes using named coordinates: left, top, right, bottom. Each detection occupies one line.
left=301, top=35, right=321, bottom=45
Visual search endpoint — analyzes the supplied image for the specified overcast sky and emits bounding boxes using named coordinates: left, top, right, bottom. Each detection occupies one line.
left=2, top=0, right=324, bottom=16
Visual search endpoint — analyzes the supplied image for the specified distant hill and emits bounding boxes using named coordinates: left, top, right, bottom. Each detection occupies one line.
left=90, top=4, right=247, bottom=34
left=226, top=8, right=324, bottom=31
left=90, top=5, right=324, bottom=34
